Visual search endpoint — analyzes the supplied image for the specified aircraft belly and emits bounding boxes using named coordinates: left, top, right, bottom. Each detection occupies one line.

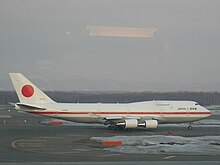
left=163, top=115, right=204, bottom=123
left=44, top=114, right=102, bottom=123
left=61, top=117, right=102, bottom=123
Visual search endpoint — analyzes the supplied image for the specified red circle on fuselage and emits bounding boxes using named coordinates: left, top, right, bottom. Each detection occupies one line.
left=21, top=85, right=34, bottom=97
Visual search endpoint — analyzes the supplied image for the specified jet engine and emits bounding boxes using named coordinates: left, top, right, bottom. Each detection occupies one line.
left=144, top=120, right=158, bottom=129
left=124, top=119, right=138, bottom=128
left=115, top=119, right=158, bottom=129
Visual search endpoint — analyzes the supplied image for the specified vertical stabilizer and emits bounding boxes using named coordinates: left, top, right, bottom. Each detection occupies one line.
left=9, top=73, right=55, bottom=104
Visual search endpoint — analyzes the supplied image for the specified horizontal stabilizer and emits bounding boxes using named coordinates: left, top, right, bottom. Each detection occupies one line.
left=8, top=102, right=16, bottom=106
left=16, top=103, right=46, bottom=110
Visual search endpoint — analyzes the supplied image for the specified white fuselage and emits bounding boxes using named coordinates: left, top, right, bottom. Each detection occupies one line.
left=10, top=73, right=212, bottom=129
left=24, top=100, right=211, bottom=124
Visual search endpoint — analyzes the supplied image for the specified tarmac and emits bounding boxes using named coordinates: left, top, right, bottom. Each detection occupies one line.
left=1, top=105, right=220, bottom=164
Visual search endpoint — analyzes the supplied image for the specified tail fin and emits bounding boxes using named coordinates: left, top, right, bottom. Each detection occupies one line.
left=9, top=73, right=55, bottom=104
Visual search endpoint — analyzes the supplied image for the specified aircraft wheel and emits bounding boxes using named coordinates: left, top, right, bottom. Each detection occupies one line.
left=188, top=126, right=192, bottom=130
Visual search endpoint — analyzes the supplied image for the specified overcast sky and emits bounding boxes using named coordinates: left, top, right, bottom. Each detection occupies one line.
left=1, top=0, right=220, bottom=91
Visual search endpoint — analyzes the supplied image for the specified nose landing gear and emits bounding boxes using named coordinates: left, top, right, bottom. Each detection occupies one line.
left=188, top=122, right=193, bottom=130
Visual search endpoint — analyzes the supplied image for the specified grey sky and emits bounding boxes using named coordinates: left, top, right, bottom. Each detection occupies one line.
left=1, top=0, right=220, bottom=91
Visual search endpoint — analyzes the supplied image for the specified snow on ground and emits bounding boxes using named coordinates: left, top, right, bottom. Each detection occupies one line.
left=91, top=135, right=220, bottom=155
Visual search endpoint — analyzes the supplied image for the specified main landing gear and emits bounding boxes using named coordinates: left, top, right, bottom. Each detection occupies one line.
left=188, top=123, right=193, bottom=130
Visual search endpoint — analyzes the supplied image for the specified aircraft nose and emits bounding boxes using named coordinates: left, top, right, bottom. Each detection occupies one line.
left=204, top=107, right=212, bottom=117
left=207, top=110, right=212, bottom=117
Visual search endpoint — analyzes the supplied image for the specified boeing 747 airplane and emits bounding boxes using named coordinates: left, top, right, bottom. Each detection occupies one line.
left=9, top=73, right=211, bottom=130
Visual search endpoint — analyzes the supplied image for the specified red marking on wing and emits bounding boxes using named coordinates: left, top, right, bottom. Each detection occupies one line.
left=50, top=121, right=63, bottom=125
left=102, top=141, right=123, bottom=147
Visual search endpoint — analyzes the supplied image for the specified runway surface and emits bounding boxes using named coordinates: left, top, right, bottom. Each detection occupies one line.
left=1, top=105, right=220, bottom=163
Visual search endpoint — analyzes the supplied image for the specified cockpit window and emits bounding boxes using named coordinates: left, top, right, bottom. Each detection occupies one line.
left=195, top=103, right=199, bottom=105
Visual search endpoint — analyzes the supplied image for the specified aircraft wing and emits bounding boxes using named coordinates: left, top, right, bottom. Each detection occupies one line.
left=104, top=116, right=164, bottom=121
left=103, top=115, right=166, bottom=128
left=104, top=116, right=141, bottom=120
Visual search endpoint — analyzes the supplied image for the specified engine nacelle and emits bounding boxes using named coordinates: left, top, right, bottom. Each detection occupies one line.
left=124, top=119, right=138, bottom=128
left=144, top=120, right=158, bottom=129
